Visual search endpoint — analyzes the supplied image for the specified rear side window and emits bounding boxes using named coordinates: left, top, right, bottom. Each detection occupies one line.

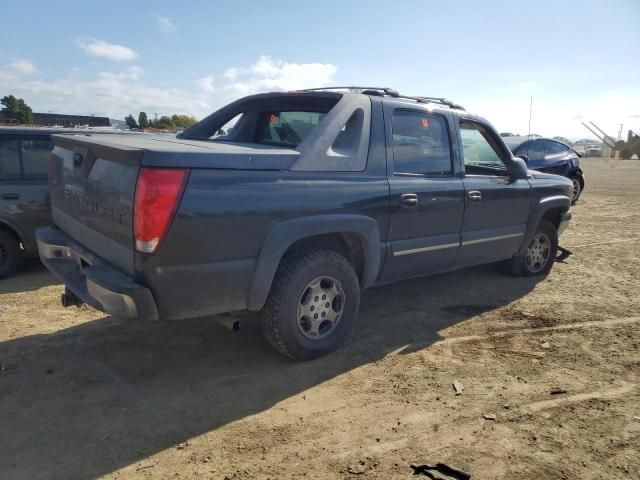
left=392, top=110, right=452, bottom=175
left=21, top=139, right=53, bottom=180
left=544, top=140, right=568, bottom=156
left=255, top=111, right=325, bottom=147
left=0, top=139, right=21, bottom=180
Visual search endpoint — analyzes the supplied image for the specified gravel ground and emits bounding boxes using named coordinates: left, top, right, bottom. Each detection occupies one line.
left=0, top=158, right=638, bottom=480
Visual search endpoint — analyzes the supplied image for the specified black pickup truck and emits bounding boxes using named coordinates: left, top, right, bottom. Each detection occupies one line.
left=37, top=88, right=573, bottom=360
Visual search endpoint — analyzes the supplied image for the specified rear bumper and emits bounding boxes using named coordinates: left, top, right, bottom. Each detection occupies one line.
left=557, top=211, right=571, bottom=237
left=36, top=227, right=159, bottom=321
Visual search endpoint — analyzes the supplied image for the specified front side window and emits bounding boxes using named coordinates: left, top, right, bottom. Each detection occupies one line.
left=392, top=110, right=452, bottom=175
left=255, top=111, right=325, bottom=147
left=460, top=122, right=507, bottom=175
left=21, top=139, right=53, bottom=180
left=0, top=139, right=21, bottom=180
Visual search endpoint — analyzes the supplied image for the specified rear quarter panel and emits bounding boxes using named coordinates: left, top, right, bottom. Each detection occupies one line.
left=137, top=170, right=390, bottom=319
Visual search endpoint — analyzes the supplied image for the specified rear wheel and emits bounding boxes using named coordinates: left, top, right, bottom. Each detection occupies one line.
left=501, top=219, right=558, bottom=277
left=261, top=248, right=360, bottom=360
left=0, top=230, right=21, bottom=279
left=570, top=174, right=583, bottom=203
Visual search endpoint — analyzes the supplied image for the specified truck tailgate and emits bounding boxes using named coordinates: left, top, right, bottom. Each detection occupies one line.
left=49, top=135, right=142, bottom=275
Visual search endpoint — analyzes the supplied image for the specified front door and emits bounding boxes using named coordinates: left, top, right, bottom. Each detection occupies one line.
left=381, top=107, right=464, bottom=281
left=455, top=120, right=531, bottom=267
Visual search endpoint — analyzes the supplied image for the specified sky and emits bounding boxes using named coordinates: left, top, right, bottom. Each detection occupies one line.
left=1, top=0, right=638, bottom=139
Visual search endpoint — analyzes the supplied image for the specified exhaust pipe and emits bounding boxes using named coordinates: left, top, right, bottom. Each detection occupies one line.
left=216, top=314, right=241, bottom=332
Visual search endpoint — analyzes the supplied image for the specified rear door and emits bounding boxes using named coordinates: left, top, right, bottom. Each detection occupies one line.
left=381, top=107, right=464, bottom=281
left=15, top=136, right=53, bottom=251
left=455, top=119, right=531, bottom=267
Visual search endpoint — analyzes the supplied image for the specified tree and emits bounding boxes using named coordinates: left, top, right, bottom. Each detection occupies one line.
left=171, top=114, right=197, bottom=129
left=154, top=115, right=174, bottom=129
left=138, top=111, right=149, bottom=129
left=125, top=114, right=138, bottom=129
left=1, top=95, right=33, bottom=124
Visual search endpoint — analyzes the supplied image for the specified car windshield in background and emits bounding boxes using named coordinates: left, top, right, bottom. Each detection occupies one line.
left=255, top=111, right=325, bottom=147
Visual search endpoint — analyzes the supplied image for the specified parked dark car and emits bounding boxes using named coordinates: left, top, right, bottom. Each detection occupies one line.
left=0, top=127, right=122, bottom=278
left=37, top=88, right=573, bottom=360
left=0, top=128, right=57, bottom=278
left=503, top=136, right=585, bottom=203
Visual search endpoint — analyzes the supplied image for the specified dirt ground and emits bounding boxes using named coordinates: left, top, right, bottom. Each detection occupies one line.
left=1, top=158, right=639, bottom=480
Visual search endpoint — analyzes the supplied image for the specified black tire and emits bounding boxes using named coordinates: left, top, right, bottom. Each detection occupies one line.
left=501, top=219, right=558, bottom=277
left=570, top=174, right=583, bottom=203
left=261, top=248, right=360, bottom=360
left=0, top=230, right=21, bottom=279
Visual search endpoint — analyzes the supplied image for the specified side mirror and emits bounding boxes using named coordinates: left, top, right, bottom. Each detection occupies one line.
left=517, top=154, right=528, bottom=162
left=576, top=151, right=583, bottom=158
left=509, top=157, right=529, bottom=180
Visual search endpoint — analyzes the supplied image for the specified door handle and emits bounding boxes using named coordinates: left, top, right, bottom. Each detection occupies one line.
left=400, top=193, right=419, bottom=207
left=2, top=193, right=20, bottom=200
left=467, top=190, right=482, bottom=202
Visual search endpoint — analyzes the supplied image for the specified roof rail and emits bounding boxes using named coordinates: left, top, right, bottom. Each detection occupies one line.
left=300, top=86, right=400, bottom=96
left=297, top=87, right=465, bottom=110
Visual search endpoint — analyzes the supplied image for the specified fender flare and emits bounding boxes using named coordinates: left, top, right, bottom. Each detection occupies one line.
left=517, top=195, right=570, bottom=255
left=247, top=214, right=381, bottom=311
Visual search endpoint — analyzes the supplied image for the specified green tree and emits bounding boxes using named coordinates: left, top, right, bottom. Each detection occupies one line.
left=1, top=95, right=34, bottom=124
left=125, top=114, right=138, bottom=129
left=171, top=114, right=197, bottom=129
left=138, top=111, right=149, bottom=129
left=154, top=115, right=174, bottom=130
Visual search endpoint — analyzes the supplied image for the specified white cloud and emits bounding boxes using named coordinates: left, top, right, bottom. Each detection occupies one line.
left=223, top=67, right=239, bottom=80
left=196, top=55, right=337, bottom=97
left=0, top=55, right=337, bottom=121
left=153, top=14, right=177, bottom=34
left=0, top=59, right=38, bottom=80
left=77, top=39, right=138, bottom=62
left=468, top=91, right=640, bottom=139
left=197, top=75, right=215, bottom=93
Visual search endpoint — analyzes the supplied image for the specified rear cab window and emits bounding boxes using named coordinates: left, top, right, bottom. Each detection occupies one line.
left=255, top=111, right=325, bottom=147
left=391, top=110, right=452, bottom=175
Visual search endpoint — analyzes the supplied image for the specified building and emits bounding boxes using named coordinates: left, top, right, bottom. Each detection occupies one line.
left=0, top=111, right=111, bottom=127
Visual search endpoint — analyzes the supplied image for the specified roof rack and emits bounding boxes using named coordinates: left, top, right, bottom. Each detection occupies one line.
left=298, top=87, right=465, bottom=111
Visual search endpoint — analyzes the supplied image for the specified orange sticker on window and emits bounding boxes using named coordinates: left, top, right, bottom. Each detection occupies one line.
left=421, top=118, right=429, bottom=128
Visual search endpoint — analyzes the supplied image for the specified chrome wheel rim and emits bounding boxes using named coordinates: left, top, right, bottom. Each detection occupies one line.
left=296, top=276, right=345, bottom=340
left=571, top=178, right=581, bottom=202
left=525, top=233, right=551, bottom=273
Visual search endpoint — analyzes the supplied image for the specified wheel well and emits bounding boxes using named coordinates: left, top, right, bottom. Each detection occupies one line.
left=0, top=223, right=23, bottom=248
left=282, top=233, right=366, bottom=282
left=542, top=208, right=564, bottom=230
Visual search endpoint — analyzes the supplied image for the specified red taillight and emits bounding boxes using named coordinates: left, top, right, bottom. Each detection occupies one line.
left=134, top=167, right=188, bottom=254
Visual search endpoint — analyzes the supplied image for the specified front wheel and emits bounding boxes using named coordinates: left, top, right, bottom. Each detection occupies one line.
left=261, top=248, right=360, bottom=360
left=501, top=219, right=558, bottom=277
